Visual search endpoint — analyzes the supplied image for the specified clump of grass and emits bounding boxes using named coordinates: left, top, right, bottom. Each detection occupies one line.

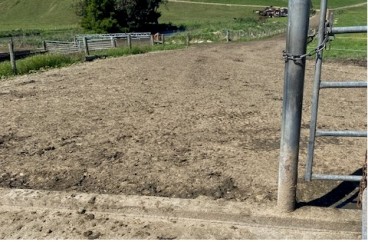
left=17, top=53, right=83, bottom=72
left=97, top=46, right=150, bottom=57
left=94, top=44, right=184, bottom=58
left=0, top=52, right=83, bottom=78
left=0, top=45, right=184, bottom=79
left=0, top=62, right=13, bottom=77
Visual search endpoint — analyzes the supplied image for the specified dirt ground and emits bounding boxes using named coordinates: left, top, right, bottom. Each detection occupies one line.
left=0, top=36, right=366, bottom=239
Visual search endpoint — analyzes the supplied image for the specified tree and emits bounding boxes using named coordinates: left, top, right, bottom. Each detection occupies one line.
left=75, top=0, right=119, bottom=33
left=75, top=0, right=166, bottom=33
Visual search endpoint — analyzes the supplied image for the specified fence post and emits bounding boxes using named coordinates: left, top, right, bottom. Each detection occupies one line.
left=8, top=38, right=17, bottom=75
left=226, top=30, right=230, bottom=42
left=111, top=37, right=116, bottom=48
left=43, top=41, right=47, bottom=52
left=127, top=34, right=132, bottom=49
left=277, top=0, right=310, bottom=212
left=150, top=35, right=154, bottom=46
left=161, top=34, right=165, bottom=45
left=83, top=37, right=90, bottom=56
left=186, top=33, right=190, bottom=47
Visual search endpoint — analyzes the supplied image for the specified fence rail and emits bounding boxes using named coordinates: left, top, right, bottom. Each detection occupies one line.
left=45, top=38, right=117, bottom=54
left=75, top=32, right=151, bottom=41
left=45, top=41, right=81, bottom=53
left=84, top=38, right=115, bottom=51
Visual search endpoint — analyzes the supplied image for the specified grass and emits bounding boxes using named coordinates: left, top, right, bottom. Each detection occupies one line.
left=0, top=0, right=79, bottom=31
left=1, top=0, right=365, bottom=33
left=0, top=44, right=185, bottom=79
left=171, top=0, right=287, bottom=6
left=159, top=2, right=288, bottom=34
left=307, top=6, right=367, bottom=61
left=160, top=2, right=261, bottom=27
left=165, top=0, right=366, bottom=9
left=0, top=53, right=84, bottom=78
left=93, top=44, right=183, bottom=58
left=333, top=8, right=367, bottom=27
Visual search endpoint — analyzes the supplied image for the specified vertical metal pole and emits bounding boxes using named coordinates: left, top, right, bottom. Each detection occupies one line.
left=226, top=30, right=230, bottom=42
left=8, top=38, right=17, bottom=75
left=305, top=0, right=328, bottom=181
left=277, top=0, right=310, bottom=212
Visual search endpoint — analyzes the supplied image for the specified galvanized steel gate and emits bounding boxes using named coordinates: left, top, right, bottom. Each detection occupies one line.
left=304, top=1, right=367, bottom=183
left=277, top=0, right=367, bottom=238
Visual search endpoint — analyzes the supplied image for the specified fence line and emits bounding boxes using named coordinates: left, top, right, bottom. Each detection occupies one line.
left=3, top=29, right=287, bottom=56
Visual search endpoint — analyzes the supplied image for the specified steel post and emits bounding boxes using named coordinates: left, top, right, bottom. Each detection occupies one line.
left=277, top=0, right=310, bottom=212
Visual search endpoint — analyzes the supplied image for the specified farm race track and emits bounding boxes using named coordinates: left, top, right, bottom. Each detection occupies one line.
left=0, top=36, right=366, bottom=239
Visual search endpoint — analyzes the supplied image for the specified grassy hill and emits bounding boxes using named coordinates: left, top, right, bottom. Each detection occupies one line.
left=175, top=0, right=366, bottom=9
left=0, top=0, right=366, bottom=33
left=0, top=0, right=79, bottom=31
left=0, top=0, right=365, bottom=61
left=159, top=2, right=276, bottom=31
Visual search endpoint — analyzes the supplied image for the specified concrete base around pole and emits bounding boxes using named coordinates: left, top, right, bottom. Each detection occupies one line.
left=0, top=188, right=362, bottom=240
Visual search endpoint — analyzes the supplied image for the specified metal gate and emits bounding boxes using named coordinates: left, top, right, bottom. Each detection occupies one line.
left=304, top=0, right=367, bottom=183
left=277, top=0, right=367, bottom=212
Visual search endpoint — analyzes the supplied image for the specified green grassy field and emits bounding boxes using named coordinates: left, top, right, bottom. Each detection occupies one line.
left=0, top=0, right=79, bottom=31
left=0, top=0, right=366, bottom=33
left=159, top=2, right=288, bottom=31
left=309, top=6, right=367, bottom=61
left=170, top=0, right=366, bottom=9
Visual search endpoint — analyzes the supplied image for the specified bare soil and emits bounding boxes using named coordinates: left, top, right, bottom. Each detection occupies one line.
left=0, top=36, right=366, bottom=239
